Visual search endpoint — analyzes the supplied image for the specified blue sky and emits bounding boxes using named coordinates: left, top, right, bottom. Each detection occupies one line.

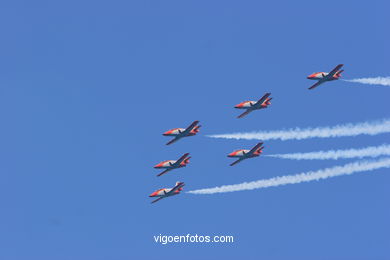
left=0, top=0, right=389, bottom=259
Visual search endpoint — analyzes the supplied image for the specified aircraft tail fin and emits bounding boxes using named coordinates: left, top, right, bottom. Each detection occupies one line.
left=336, top=70, right=344, bottom=77
left=255, top=146, right=264, bottom=155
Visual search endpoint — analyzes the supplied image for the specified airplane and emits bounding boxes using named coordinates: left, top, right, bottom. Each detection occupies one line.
left=227, top=142, right=264, bottom=166
left=154, top=153, right=191, bottom=177
left=307, top=64, right=344, bottom=90
left=234, top=93, right=272, bottom=118
left=149, top=181, right=185, bottom=204
left=163, top=120, right=201, bottom=145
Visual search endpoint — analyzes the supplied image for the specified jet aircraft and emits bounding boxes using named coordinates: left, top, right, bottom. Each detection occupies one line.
left=149, top=182, right=185, bottom=204
left=154, top=153, right=191, bottom=177
left=307, top=64, right=344, bottom=90
left=228, top=142, right=264, bottom=166
left=234, top=93, right=272, bottom=118
left=163, top=120, right=201, bottom=145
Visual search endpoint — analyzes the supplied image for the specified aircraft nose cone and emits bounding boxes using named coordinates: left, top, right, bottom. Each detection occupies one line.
left=163, top=129, right=172, bottom=136
left=149, top=192, right=157, bottom=197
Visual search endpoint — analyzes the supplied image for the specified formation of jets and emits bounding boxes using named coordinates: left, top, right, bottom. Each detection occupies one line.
left=150, top=64, right=344, bottom=203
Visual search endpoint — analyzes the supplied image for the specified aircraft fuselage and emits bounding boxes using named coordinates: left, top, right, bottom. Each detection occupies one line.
left=235, top=99, right=271, bottom=110
left=163, top=128, right=199, bottom=137
left=307, top=72, right=339, bottom=81
left=149, top=188, right=179, bottom=198
left=228, top=149, right=261, bottom=158
left=154, top=160, right=187, bottom=169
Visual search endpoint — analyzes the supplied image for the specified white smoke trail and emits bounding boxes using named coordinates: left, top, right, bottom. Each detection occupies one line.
left=343, top=77, right=390, bottom=86
left=207, top=118, right=390, bottom=141
left=266, top=144, right=390, bottom=160
left=187, top=158, right=390, bottom=194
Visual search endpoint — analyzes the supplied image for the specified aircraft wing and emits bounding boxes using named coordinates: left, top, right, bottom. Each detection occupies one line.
left=230, top=157, right=245, bottom=166
left=182, top=120, right=199, bottom=135
left=327, top=64, right=344, bottom=78
left=151, top=197, right=164, bottom=204
left=174, top=153, right=190, bottom=166
left=308, top=79, right=325, bottom=90
left=166, top=136, right=181, bottom=145
left=247, top=142, right=263, bottom=156
left=157, top=168, right=172, bottom=177
left=237, top=109, right=252, bottom=118
left=254, top=93, right=271, bottom=106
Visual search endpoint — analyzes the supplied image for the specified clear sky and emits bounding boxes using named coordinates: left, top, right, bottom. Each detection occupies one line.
left=0, top=0, right=389, bottom=259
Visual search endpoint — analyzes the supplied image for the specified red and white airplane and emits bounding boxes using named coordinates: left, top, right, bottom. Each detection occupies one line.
left=154, top=153, right=191, bottom=177
left=149, top=181, right=185, bottom=204
left=227, top=142, right=264, bottom=166
left=307, top=64, right=344, bottom=90
left=234, top=93, right=272, bottom=118
left=163, top=120, right=201, bottom=145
